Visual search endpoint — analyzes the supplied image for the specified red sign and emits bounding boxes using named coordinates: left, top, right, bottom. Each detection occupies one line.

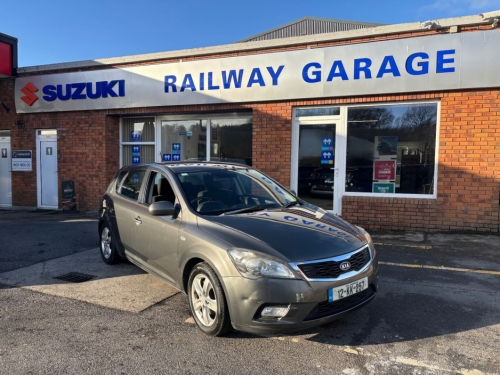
left=373, top=160, right=396, bottom=180
left=0, top=41, right=13, bottom=76
left=20, top=83, right=39, bottom=106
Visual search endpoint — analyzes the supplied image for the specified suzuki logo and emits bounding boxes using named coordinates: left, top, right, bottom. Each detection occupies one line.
left=20, top=82, right=39, bottom=106
left=339, top=261, right=351, bottom=271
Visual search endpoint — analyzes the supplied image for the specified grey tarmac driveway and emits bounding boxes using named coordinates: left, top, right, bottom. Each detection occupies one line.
left=0, top=210, right=499, bottom=374
left=0, top=209, right=98, bottom=273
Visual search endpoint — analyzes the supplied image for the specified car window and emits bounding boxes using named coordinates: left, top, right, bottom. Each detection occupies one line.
left=115, top=170, right=129, bottom=193
left=175, top=168, right=295, bottom=215
left=145, top=171, right=177, bottom=205
left=119, top=170, right=147, bottom=201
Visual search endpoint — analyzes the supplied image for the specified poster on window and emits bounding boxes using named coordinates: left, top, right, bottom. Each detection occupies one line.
left=373, top=160, right=396, bottom=181
left=374, top=136, right=397, bottom=159
left=373, top=182, right=395, bottom=194
left=130, top=130, right=142, bottom=142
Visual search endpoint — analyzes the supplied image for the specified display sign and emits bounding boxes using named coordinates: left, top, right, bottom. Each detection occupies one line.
left=374, top=136, right=398, bottom=159
left=14, top=30, right=500, bottom=113
left=373, top=182, right=395, bottom=194
left=11, top=150, right=32, bottom=171
left=132, top=145, right=141, bottom=165
left=163, top=153, right=172, bottom=161
left=172, top=143, right=181, bottom=153
left=373, top=160, right=396, bottom=181
left=61, top=180, right=77, bottom=211
left=61, top=180, right=76, bottom=200
left=130, top=131, right=141, bottom=142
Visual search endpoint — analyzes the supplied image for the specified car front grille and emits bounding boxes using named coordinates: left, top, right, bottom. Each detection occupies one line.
left=303, top=285, right=376, bottom=321
left=297, top=247, right=370, bottom=279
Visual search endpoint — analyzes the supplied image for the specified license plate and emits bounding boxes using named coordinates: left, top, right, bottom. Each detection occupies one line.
left=328, top=277, right=368, bottom=302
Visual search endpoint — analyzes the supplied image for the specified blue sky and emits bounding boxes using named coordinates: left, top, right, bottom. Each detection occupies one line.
left=3, top=0, right=500, bottom=67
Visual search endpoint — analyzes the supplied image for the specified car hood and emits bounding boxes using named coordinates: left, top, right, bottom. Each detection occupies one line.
left=197, top=206, right=367, bottom=263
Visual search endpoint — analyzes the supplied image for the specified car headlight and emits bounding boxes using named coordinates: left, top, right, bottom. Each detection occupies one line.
left=227, top=249, right=298, bottom=279
left=356, top=226, right=376, bottom=257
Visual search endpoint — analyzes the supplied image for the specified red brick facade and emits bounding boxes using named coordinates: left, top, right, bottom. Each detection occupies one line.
left=0, top=25, right=499, bottom=232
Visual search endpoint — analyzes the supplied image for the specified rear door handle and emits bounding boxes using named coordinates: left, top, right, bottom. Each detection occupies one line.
left=134, top=216, right=142, bottom=225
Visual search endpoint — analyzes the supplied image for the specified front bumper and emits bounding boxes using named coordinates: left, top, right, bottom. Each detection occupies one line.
left=222, top=254, right=379, bottom=335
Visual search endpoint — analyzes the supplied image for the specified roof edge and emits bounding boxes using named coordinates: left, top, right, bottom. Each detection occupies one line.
left=17, top=11, right=500, bottom=74
left=237, top=16, right=385, bottom=43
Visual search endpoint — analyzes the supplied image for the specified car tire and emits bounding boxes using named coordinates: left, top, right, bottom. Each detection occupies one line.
left=100, top=223, right=120, bottom=265
left=188, top=262, right=232, bottom=336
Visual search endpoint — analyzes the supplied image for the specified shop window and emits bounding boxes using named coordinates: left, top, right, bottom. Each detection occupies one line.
left=210, top=118, right=252, bottom=166
left=161, top=120, right=207, bottom=162
left=121, top=117, right=155, bottom=167
left=346, top=103, right=437, bottom=195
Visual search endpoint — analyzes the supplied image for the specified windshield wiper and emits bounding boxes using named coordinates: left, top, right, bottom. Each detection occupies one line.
left=282, top=200, right=300, bottom=208
left=223, top=204, right=277, bottom=215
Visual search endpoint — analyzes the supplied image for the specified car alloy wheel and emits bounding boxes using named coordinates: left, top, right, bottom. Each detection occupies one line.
left=191, top=274, right=217, bottom=327
left=188, top=262, right=232, bottom=336
left=100, top=223, right=119, bottom=265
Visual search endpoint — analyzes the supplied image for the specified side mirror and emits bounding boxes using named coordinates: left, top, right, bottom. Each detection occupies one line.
left=289, top=189, right=297, bottom=196
left=149, top=201, right=175, bottom=216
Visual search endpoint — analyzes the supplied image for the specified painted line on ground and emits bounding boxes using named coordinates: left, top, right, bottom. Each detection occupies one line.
left=374, top=242, right=432, bottom=250
left=379, top=261, right=500, bottom=276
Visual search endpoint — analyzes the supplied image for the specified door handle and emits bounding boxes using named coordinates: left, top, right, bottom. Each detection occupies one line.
left=134, top=216, right=142, bottom=225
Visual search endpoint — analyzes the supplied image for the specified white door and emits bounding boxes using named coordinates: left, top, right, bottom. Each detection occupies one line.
left=37, top=130, right=58, bottom=208
left=0, top=137, right=12, bottom=206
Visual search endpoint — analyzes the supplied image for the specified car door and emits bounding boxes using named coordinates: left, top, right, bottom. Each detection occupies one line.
left=132, top=168, right=181, bottom=286
left=113, top=168, right=148, bottom=252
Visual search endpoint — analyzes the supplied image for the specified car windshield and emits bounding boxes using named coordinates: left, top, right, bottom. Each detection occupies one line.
left=175, top=167, right=297, bottom=215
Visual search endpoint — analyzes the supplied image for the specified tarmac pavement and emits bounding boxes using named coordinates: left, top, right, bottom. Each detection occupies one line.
left=0, top=209, right=499, bottom=374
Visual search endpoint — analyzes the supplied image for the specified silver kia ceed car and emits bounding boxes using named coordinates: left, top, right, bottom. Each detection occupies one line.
left=98, top=162, right=378, bottom=336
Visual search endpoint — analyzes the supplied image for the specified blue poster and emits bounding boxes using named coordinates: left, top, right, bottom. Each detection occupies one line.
left=172, top=154, right=181, bottom=161
left=320, top=150, right=334, bottom=165
left=130, top=130, right=142, bottom=142
left=321, top=138, right=334, bottom=150
left=172, top=143, right=181, bottom=154
left=162, top=153, right=172, bottom=162
left=132, top=145, right=140, bottom=164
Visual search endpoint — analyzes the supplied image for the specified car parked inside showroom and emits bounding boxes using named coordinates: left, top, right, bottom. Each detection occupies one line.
left=98, top=162, right=378, bottom=336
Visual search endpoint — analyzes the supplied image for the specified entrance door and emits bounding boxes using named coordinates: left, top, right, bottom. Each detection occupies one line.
left=297, top=124, right=337, bottom=211
left=291, top=108, right=345, bottom=215
left=0, top=134, right=12, bottom=206
left=37, top=130, right=58, bottom=208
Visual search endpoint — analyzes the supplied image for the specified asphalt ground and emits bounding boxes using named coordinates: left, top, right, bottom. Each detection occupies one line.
left=0, top=209, right=499, bottom=374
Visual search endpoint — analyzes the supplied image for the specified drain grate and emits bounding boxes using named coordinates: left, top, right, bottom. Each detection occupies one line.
left=53, top=272, right=97, bottom=283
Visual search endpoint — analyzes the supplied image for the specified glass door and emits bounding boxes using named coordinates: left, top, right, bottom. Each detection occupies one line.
left=291, top=107, right=344, bottom=215
left=297, top=124, right=336, bottom=210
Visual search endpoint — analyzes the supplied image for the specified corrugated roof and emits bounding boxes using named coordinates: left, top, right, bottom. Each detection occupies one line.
left=238, top=17, right=385, bottom=42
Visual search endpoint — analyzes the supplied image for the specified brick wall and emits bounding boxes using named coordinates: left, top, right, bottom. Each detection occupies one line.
left=2, top=25, right=499, bottom=232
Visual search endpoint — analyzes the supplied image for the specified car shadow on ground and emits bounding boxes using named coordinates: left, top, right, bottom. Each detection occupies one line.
left=225, top=268, right=500, bottom=345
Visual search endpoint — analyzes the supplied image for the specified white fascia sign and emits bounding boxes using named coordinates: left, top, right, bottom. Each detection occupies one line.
left=14, top=29, right=500, bottom=113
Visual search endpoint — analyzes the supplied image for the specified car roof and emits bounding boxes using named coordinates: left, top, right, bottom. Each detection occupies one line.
left=129, top=162, right=251, bottom=174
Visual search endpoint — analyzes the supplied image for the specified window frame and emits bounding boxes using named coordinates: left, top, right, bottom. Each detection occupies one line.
left=119, top=113, right=252, bottom=167
left=342, top=100, right=440, bottom=200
